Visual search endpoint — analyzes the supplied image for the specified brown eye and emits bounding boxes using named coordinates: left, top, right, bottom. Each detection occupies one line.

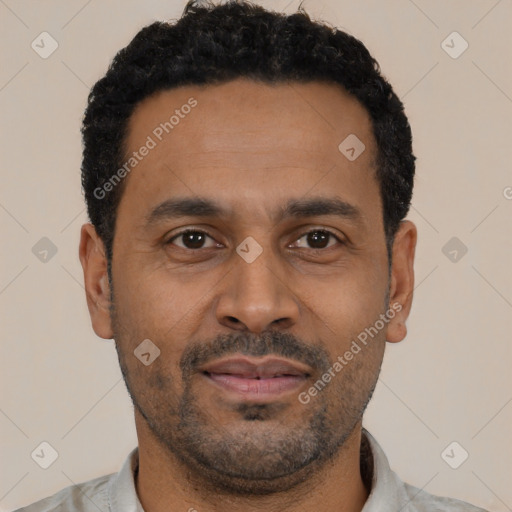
left=293, top=230, right=340, bottom=250
left=168, top=230, right=219, bottom=250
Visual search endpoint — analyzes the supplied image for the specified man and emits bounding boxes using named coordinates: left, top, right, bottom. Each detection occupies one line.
left=17, top=1, right=488, bottom=510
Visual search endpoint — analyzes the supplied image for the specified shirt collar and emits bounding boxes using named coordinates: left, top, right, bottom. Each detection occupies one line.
left=107, top=446, right=144, bottom=512
left=361, top=428, right=411, bottom=510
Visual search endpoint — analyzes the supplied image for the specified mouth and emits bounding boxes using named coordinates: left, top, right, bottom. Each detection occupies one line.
left=199, top=356, right=311, bottom=399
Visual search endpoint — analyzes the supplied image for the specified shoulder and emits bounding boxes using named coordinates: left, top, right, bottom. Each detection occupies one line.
left=13, top=473, right=114, bottom=512
left=361, top=429, right=490, bottom=512
left=402, top=481, right=490, bottom=512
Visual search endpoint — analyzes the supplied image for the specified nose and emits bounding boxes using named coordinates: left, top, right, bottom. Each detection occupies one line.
left=215, top=247, right=300, bottom=334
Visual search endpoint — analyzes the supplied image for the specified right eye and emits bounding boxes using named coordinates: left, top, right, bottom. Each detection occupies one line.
left=167, top=229, right=223, bottom=250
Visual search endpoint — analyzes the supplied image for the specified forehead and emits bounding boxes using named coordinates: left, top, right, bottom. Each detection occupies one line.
left=118, top=78, right=380, bottom=225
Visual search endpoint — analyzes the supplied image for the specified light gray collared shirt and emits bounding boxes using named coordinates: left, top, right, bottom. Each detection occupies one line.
left=15, top=429, right=488, bottom=511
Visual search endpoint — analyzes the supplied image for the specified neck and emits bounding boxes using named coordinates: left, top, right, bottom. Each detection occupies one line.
left=134, top=412, right=370, bottom=512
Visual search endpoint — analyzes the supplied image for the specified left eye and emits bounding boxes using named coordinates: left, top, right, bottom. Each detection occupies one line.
left=292, top=230, right=341, bottom=250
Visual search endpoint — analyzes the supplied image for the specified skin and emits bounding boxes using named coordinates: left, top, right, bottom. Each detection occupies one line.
left=79, top=78, right=417, bottom=512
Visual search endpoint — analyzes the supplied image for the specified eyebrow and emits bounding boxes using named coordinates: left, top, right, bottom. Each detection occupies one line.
left=144, top=196, right=362, bottom=227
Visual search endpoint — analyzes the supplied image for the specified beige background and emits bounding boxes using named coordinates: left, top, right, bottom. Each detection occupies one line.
left=1, top=0, right=511, bottom=510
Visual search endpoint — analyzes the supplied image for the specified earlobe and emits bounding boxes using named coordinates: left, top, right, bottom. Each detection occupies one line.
left=385, top=220, right=417, bottom=344
left=386, top=319, right=407, bottom=343
left=79, top=223, right=114, bottom=339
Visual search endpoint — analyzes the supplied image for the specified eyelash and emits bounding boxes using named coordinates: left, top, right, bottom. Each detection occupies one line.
left=166, top=228, right=344, bottom=251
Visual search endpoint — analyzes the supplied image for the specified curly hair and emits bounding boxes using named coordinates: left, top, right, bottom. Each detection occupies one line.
left=81, top=0, right=415, bottom=264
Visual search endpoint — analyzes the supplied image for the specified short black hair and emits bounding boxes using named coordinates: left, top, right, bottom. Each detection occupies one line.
left=81, top=0, right=415, bottom=265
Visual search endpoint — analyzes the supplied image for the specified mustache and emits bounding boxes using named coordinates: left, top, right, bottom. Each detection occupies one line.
left=179, top=331, right=331, bottom=376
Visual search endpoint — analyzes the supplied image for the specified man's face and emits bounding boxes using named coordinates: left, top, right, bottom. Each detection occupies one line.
left=83, top=78, right=413, bottom=494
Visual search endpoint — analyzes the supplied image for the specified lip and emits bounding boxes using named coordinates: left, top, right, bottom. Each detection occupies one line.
left=199, top=356, right=311, bottom=399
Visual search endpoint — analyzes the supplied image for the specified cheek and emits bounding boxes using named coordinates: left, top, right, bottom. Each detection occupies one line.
left=305, top=267, right=388, bottom=361
left=111, top=262, right=216, bottom=374
left=312, top=264, right=387, bottom=321
left=112, top=258, right=183, bottom=328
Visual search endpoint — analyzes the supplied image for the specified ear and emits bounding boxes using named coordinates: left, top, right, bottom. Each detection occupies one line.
left=79, top=223, right=114, bottom=339
left=386, top=220, right=417, bottom=343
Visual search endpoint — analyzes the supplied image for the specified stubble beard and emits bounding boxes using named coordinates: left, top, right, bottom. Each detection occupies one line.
left=110, top=299, right=384, bottom=495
